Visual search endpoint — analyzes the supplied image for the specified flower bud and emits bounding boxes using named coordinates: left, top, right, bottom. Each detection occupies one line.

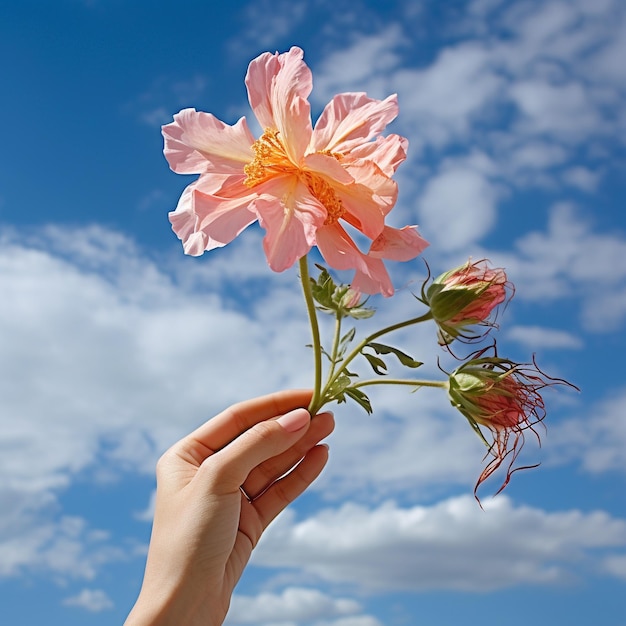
left=447, top=352, right=556, bottom=499
left=425, top=260, right=510, bottom=345
left=310, top=264, right=375, bottom=319
left=340, top=287, right=364, bottom=310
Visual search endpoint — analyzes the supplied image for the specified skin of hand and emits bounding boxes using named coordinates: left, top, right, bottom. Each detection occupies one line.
left=124, top=389, right=334, bottom=626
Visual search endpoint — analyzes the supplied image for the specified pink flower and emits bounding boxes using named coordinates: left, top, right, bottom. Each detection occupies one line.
left=424, top=260, right=510, bottom=345
left=162, top=47, right=428, bottom=296
left=447, top=352, right=568, bottom=500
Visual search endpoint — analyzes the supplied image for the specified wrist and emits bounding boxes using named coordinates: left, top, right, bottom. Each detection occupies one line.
left=125, top=588, right=223, bottom=626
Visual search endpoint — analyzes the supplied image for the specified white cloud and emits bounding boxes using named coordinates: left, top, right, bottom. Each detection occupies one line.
left=0, top=487, right=125, bottom=580
left=0, top=225, right=311, bottom=578
left=488, top=203, right=626, bottom=331
left=505, top=325, right=584, bottom=350
left=226, top=587, right=365, bottom=624
left=417, top=167, right=500, bottom=252
left=586, top=15, right=626, bottom=87
left=550, top=389, right=626, bottom=474
left=232, top=0, right=308, bottom=51
left=603, top=554, right=626, bottom=580
left=393, top=42, right=503, bottom=148
left=562, top=166, right=601, bottom=192
left=0, top=225, right=310, bottom=487
left=311, top=25, right=407, bottom=103
left=3, top=0, right=626, bottom=619
left=284, top=0, right=623, bottom=283
left=508, top=140, right=569, bottom=171
left=254, top=495, right=626, bottom=591
left=509, top=80, right=603, bottom=140
left=307, top=0, right=624, bottom=222
left=503, top=0, right=581, bottom=59
left=0, top=207, right=623, bottom=587
left=62, top=588, right=114, bottom=612
left=321, top=619, right=382, bottom=626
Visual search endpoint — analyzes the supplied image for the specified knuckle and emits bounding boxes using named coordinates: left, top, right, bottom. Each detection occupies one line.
left=251, top=420, right=279, bottom=445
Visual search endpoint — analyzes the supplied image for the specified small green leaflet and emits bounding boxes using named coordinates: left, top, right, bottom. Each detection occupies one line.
left=342, top=387, right=373, bottom=414
left=361, top=341, right=423, bottom=375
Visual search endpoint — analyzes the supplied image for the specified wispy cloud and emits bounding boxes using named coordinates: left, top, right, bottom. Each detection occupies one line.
left=550, top=390, right=626, bottom=474
left=505, top=325, right=584, bottom=350
left=62, top=588, right=114, bottom=612
left=489, top=203, right=626, bottom=331
left=231, top=0, right=308, bottom=51
left=0, top=488, right=125, bottom=581
left=125, top=74, right=208, bottom=127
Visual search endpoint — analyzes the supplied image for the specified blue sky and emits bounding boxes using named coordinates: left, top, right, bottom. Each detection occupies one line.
left=1, top=0, right=625, bottom=624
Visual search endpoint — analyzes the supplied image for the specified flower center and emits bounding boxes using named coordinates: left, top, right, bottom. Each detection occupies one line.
left=301, top=171, right=345, bottom=226
left=244, top=128, right=346, bottom=226
left=244, top=128, right=295, bottom=188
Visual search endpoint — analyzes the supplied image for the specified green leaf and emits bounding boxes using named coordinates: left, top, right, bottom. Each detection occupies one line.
left=363, top=352, right=388, bottom=375
left=305, top=343, right=334, bottom=363
left=345, top=306, right=376, bottom=320
left=367, top=342, right=423, bottom=369
left=344, top=387, right=373, bottom=414
left=337, top=327, right=356, bottom=358
left=327, top=373, right=353, bottom=396
left=310, top=266, right=338, bottom=314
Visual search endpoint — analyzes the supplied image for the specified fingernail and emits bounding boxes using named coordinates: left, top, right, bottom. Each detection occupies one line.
left=276, top=408, right=310, bottom=433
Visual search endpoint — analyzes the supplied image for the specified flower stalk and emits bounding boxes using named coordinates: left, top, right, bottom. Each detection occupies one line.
left=299, top=255, right=324, bottom=413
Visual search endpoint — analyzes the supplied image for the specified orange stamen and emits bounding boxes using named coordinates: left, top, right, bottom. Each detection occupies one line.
left=244, top=128, right=346, bottom=225
left=301, top=171, right=346, bottom=225
left=244, top=128, right=295, bottom=187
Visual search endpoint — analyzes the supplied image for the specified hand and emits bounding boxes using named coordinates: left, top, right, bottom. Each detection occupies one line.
left=125, top=389, right=334, bottom=626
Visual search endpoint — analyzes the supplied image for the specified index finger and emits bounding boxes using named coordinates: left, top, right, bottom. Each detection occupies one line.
left=186, top=388, right=313, bottom=454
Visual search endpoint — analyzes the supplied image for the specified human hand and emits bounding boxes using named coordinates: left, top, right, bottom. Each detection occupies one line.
left=125, top=389, right=334, bottom=626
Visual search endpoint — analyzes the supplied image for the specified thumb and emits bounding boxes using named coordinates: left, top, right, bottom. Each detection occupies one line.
left=200, top=408, right=311, bottom=492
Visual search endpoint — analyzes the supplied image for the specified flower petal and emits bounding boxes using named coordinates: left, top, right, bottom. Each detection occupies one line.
left=314, top=223, right=364, bottom=271
left=246, top=47, right=312, bottom=164
left=350, top=160, right=398, bottom=216
left=316, top=224, right=395, bottom=296
left=350, top=259, right=394, bottom=298
left=303, top=152, right=354, bottom=185
left=311, top=93, right=399, bottom=154
left=347, top=134, right=408, bottom=176
left=369, top=225, right=429, bottom=261
left=254, top=178, right=326, bottom=272
left=194, top=190, right=258, bottom=248
left=168, top=186, right=206, bottom=255
left=162, top=108, right=255, bottom=175
left=168, top=181, right=257, bottom=255
left=333, top=166, right=396, bottom=239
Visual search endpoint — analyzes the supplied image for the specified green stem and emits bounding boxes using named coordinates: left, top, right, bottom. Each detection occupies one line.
left=299, top=256, right=323, bottom=413
left=351, top=378, right=447, bottom=390
left=330, top=310, right=434, bottom=387
left=326, top=311, right=343, bottom=383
